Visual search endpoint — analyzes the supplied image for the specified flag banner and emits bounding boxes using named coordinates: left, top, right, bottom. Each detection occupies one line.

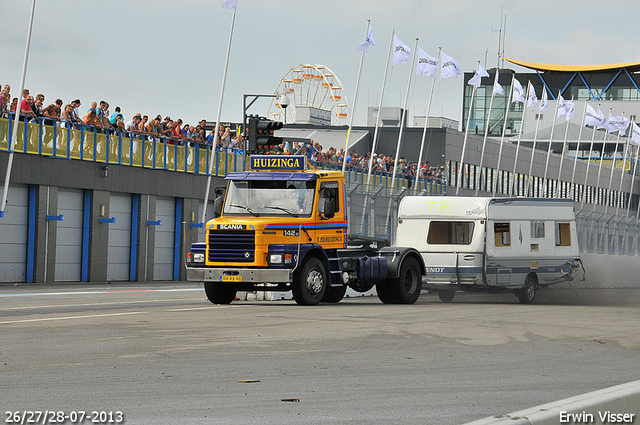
left=608, top=115, right=630, bottom=134
left=539, top=89, right=549, bottom=111
left=565, top=100, right=575, bottom=121
left=416, top=47, right=438, bottom=77
left=631, top=122, right=640, bottom=146
left=467, top=64, right=489, bottom=88
left=585, top=104, right=607, bottom=129
left=493, top=69, right=504, bottom=95
left=557, top=95, right=567, bottom=118
left=512, top=79, right=525, bottom=103
left=357, top=26, right=376, bottom=52
left=222, top=0, right=237, bottom=10
left=393, top=35, right=411, bottom=65
left=440, top=52, right=462, bottom=79
left=527, top=81, right=538, bottom=108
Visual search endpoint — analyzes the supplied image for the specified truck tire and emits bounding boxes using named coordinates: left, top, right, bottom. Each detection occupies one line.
left=518, top=274, right=537, bottom=304
left=292, top=257, right=327, bottom=306
left=376, top=280, right=395, bottom=304
left=322, top=285, right=347, bottom=303
left=387, top=257, right=422, bottom=304
left=438, top=290, right=455, bottom=303
left=204, top=282, right=237, bottom=305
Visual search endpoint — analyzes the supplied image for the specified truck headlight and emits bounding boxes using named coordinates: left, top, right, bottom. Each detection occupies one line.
left=192, top=253, right=205, bottom=263
left=269, top=254, right=283, bottom=264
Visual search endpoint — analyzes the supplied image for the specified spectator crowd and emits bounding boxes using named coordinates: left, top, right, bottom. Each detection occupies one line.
left=0, top=83, right=445, bottom=183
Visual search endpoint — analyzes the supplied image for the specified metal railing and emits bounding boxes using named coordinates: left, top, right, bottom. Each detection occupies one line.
left=0, top=115, right=245, bottom=176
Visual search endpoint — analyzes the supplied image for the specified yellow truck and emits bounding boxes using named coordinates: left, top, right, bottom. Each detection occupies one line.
left=186, top=155, right=425, bottom=306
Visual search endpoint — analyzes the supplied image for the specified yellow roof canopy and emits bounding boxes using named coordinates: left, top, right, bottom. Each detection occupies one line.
left=504, top=57, right=640, bottom=73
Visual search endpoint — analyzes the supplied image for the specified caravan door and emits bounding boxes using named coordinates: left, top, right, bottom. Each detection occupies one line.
left=423, top=220, right=484, bottom=286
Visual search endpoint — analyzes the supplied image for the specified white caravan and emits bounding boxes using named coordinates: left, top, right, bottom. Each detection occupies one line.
left=396, top=197, right=583, bottom=304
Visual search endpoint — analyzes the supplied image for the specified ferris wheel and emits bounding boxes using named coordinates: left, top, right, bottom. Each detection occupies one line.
left=267, top=64, right=350, bottom=126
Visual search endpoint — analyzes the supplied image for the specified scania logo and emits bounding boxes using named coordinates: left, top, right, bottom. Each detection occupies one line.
left=218, top=224, right=246, bottom=230
left=244, top=252, right=251, bottom=258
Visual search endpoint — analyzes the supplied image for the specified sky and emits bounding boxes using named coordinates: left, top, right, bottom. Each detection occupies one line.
left=2, top=0, right=640, bottom=130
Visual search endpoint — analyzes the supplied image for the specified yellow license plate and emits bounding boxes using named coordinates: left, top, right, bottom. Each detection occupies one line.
left=221, top=275, right=242, bottom=282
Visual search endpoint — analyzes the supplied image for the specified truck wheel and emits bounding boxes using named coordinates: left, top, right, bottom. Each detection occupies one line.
left=438, top=290, right=455, bottom=303
left=376, top=280, right=396, bottom=304
left=322, top=285, right=347, bottom=303
left=292, top=258, right=327, bottom=306
left=518, top=274, right=537, bottom=304
left=204, top=282, right=237, bottom=304
left=388, top=257, right=422, bottom=304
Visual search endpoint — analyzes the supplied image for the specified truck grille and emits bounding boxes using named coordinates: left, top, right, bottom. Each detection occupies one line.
left=208, top=230, right=255, bottom=263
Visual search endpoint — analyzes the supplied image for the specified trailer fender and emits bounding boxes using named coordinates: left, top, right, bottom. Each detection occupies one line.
left=379, top=247, right=426, bottom=279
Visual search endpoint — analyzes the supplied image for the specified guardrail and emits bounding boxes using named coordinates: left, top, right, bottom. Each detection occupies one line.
left=0, top=115, right=448, bottom=196
left=0, top=115, right=245, bottom=176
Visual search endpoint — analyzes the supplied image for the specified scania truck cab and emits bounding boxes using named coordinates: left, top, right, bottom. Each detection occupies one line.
left=186, top=155, right=425, bottom=306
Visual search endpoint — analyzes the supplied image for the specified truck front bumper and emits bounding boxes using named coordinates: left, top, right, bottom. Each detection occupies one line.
left=186, top=266, right=292, bottom=284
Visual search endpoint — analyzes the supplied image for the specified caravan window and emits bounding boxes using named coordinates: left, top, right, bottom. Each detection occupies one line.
left=427, top=221, right=474, bottom=245
left=494, top=222, right=511, bottom=247
left=531, top=221, right=545, bottom=239
left=555, top=222, right=572, bottom=246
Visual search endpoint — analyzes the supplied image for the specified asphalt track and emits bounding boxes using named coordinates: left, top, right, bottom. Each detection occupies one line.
left=1, top=283, right=639, bottom=424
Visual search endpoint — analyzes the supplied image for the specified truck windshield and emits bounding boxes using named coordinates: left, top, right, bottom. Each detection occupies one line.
left=223, top=180, right=316, bottom=217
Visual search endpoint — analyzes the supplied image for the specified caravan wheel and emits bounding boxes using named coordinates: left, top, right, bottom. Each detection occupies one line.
left=518, top=274, right=537, bottom=304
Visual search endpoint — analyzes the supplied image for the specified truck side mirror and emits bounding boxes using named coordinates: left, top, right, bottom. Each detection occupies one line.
left=213, top=186, right=225, bottom=218
left=322, top=198, right=336, bottom=219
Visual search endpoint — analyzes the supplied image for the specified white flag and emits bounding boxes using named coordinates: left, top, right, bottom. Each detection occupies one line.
left=565, top=100, right=575, bottom=121
left=631, top=122, right=640, bottom=146
left=608, top=115, right=630, bottom=134
left=492, top=69, right=504, bottom=95
left=512, top=79, right=525, bottom=103
left=526, top=82, right=538, bottom=108
left=416, top=47, right=438, bottom=77
left=467, top=64, right=489, bottom=87
left=222, top=0, right=237, bottom=10
left=440, top=51, right=462, bottom=79
left=393, top=35, right=411, bottom=65
left=557, top=95, right=567, bottom=118
left=539, top=89, right=549, bottom=111
left=585, top=104, right=607, bottom=129
left=357, top=26, right=376, bottom=52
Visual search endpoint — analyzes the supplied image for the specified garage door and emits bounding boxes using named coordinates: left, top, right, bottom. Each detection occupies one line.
left=107, top=194, right=132, bottom=281
left=0, top=185, right=29, bottom=282
left=154, top=197, right=176, bottom=280
left=55, top=189, right=84, bottom=282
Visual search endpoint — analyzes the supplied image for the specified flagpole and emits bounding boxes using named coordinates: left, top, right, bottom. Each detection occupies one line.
left=605, top=112, right=624, bottom=215
left=580, top=105, right=600, bottom=210
left=555, top=95, right=574, bottom=198
left=592, top=108, right=612, bottom=211
left=628, top=142, right=640, bottom=217
left=492, top=74, right=514, bottom=197
left=366, top=30, right=394, bottom=182
left=616, top=125, right=632, bottom=216
left=510, top=81, right=531, bottom=196
left=389, top=38, right=419, bottom=193
left=341, top=20, right=370, bottom=174
left=542, top=90, right=561, bottom=197
left=475, top=67, right=499, bottom=196
left=360, top=30, right=394, bottom=235
left=0, top=0, right=37, bottom=218
left=524, top=97, right=542, bottom=197
left=456, top=61, right=481, bottom=196
left=570, top=100, right=589, bottom=201
left=200, top=5, right=237, bottom=225
left=413, top=47, right=441, bottom=195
